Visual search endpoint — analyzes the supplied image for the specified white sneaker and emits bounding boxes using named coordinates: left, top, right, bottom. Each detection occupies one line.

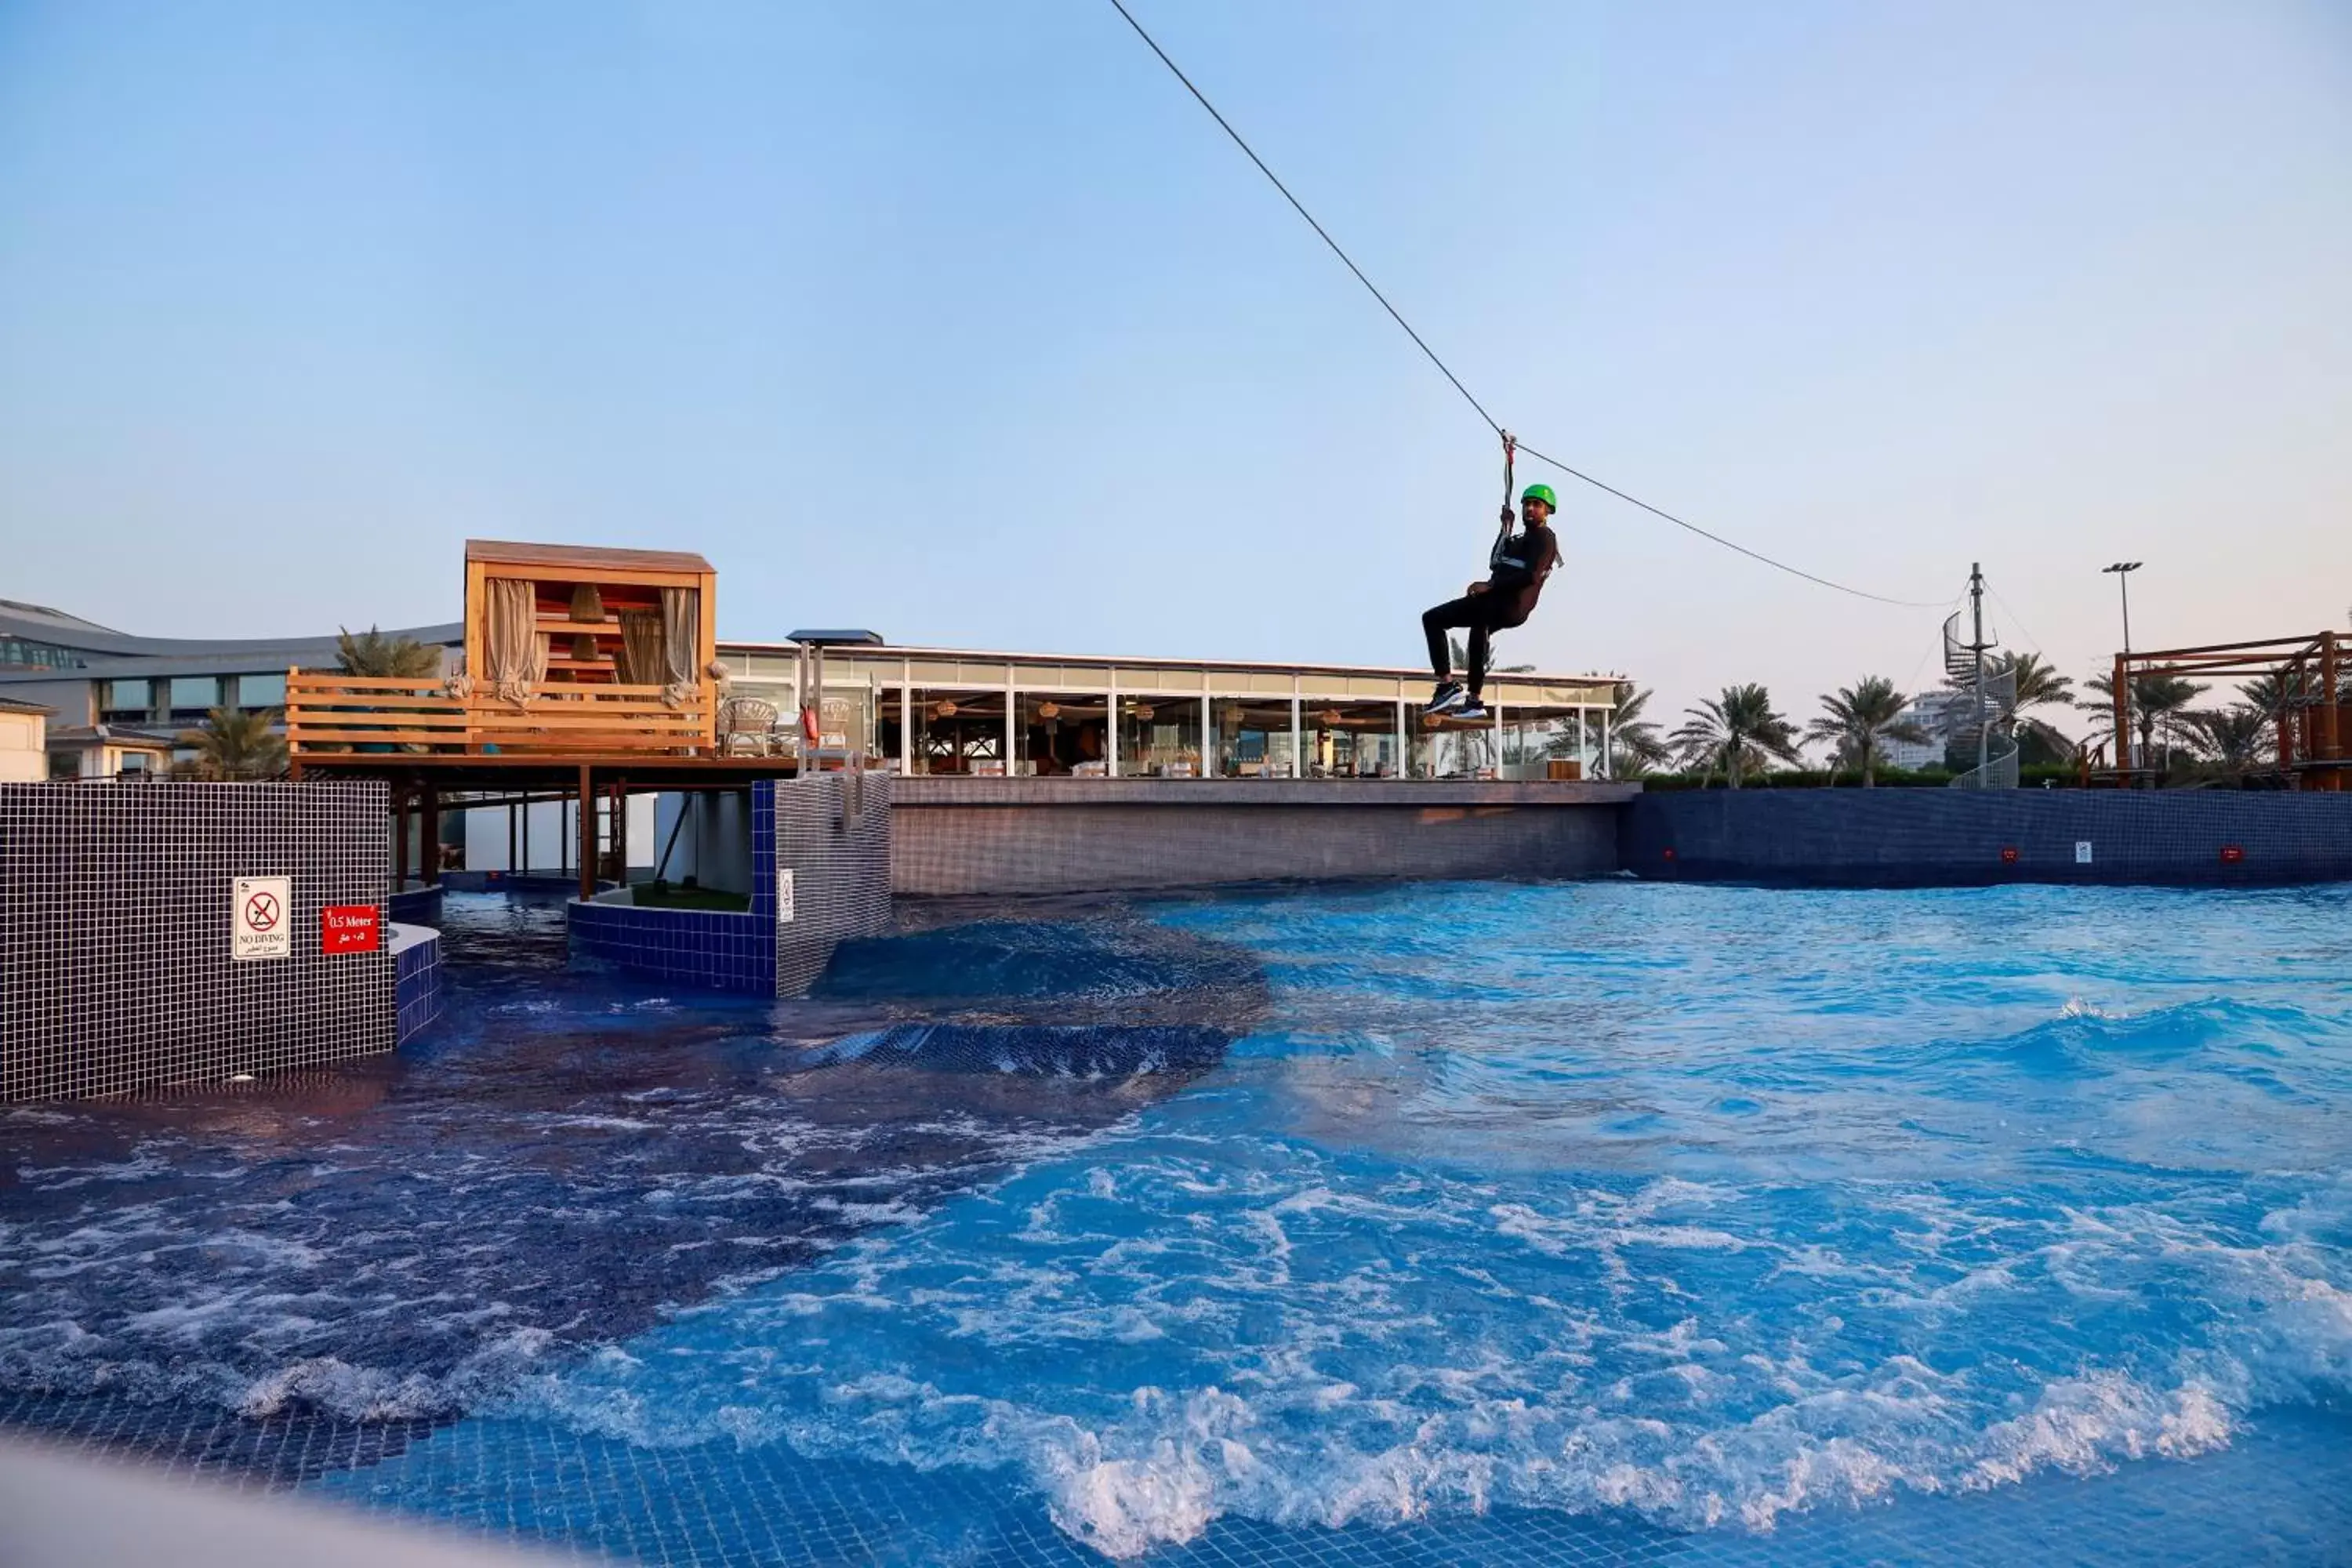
left=1425, top=683, right=1468, bottom=714
left=1454, top=699, right=1489, bottom=721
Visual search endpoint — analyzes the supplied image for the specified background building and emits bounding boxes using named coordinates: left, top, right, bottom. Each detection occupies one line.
left=714, top=640, right=1621, bottom=784
left=0, top=598, right=462, bottom=772
left=0, top=697, right=50, bottom=782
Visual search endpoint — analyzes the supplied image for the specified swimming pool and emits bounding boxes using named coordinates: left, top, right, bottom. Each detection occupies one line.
left=4, top=882, right=2348, bottom=1563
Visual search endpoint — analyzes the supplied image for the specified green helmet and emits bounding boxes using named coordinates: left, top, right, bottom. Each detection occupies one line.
left=1521, top=482, right=1558, bottom=512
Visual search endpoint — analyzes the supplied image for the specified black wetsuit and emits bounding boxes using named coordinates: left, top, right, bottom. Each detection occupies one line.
left=1422, top=520, right=1559, bottom=696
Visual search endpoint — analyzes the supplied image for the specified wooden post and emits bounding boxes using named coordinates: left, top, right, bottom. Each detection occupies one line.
left=419, top=786, right=441, bottom=886
left=577, top=764, right=595, bottom=902
left=611, top=779, right=629, bottom=881
left=2322, top=632, right=2342, bottom=792
left=2111, top=655, right=2131, bottom=777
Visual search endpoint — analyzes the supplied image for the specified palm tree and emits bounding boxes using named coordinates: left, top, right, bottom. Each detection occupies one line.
left=1592, top=683, right=1671, bottom=775
left=2236, top=670, right=2320, bottom=719
left=1946, top=651, right=2075, bottom=760
left=336, top=626, right=442, bottom=678
left=1671, top=683, right=1802, bottom=787
left=177, top=707, right=288, bottom=780
left=1805, top=677, right=1928, bottom=786
left=2181, top=706, right=2270, bottom=776
left=1558, top=683, right=1668, bottom=774
left=2081, top=670, right=2205, bottom=768
left=1447, top=635, right=1533, bottom=677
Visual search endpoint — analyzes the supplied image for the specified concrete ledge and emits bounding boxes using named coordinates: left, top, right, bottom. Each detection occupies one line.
left=891, top=777, right=1641, bottom=808
left=894, top=795, right=1624, bottom=896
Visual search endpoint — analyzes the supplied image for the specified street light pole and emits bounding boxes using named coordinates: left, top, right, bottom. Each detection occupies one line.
left=2104, top=561, right=2141, bottom=655
left=2103, top=561, right=2143, bottom=771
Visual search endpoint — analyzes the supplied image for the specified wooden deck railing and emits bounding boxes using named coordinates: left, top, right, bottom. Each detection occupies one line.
left=285, top=672, right=715, bottom=758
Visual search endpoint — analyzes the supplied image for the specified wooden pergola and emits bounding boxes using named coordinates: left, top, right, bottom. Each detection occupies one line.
left=2106, top=630, right=2344, bottom=789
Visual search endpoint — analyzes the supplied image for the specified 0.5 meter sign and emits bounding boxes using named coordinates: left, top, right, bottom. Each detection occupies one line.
left=233, top=877, right=292, bottom=961
left=322, top=905, right=381, bottom=954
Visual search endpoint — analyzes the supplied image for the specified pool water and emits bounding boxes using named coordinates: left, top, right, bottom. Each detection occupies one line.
left=6, top=883, right=2351, bottom=1563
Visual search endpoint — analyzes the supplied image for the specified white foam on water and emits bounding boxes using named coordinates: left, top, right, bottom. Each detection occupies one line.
left=490, top=1134, right=2352, bottom=1561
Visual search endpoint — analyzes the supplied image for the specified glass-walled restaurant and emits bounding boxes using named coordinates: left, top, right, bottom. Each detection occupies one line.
left=716, top=644, right=1621, bottom=781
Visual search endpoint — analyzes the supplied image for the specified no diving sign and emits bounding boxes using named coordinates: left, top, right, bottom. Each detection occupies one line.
left=234, top=877, right=292, bottom=961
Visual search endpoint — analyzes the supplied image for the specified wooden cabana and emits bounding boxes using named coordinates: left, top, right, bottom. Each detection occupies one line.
left=462, top=540, right=717, bottom=708
left=289, top=541, right=777, bottom=902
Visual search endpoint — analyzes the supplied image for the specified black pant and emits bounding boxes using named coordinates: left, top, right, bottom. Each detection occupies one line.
left=1422, top=594, right=1513, bottom=695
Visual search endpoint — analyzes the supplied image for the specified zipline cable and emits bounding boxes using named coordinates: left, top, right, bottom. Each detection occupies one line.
left=1102, top=0, right=1948, bottom=612
left=1512, top=438, right=1945, bottom=608
left=1987, top=583, right=2045, bottom=659
left=1102, top=0, right=1504, bottom=436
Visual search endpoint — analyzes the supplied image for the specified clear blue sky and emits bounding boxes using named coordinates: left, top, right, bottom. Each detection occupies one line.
left=3, top=1, right=2347, bottom=732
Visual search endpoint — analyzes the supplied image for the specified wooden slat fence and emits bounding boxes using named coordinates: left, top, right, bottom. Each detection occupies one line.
left=286, top=672, right=715, bottom=757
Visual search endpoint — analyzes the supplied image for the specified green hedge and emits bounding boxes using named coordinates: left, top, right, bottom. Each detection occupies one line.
left=1637, top=764, right=2110, bottom=790
left=1641, top=765, right=1955, bottom=791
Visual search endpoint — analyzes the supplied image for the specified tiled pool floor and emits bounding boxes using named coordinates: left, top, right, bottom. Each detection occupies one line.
left=306, top=1401, right=2352, bottom=1566
left=6, top=884, right=2350, bottom=1565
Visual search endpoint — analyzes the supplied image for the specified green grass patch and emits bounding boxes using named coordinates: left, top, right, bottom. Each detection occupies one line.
left=628, top=881, right=751, bottom=911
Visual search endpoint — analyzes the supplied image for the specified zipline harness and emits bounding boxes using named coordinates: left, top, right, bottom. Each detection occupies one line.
left=1490, top=430, right=1517, bottom=574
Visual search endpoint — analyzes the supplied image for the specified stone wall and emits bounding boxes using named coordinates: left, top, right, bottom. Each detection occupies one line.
left=891, top=778, right=1632, bottom=897
left=768, top=771, right=893, bottom=995
left=1624, top=789, right=2352, bottom=886
left=0, top=781, right=394, bottom=1101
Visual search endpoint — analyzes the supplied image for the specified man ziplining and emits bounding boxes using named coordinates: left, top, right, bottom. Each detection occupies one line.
left=1421, top=434, right=1561, bottom=722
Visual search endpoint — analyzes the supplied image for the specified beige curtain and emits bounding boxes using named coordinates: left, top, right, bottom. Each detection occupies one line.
left=616, top=609, right=666, bottom=688
left=659, top=588, right=699, bottom=707
left=484, top=579, right=546, bottom=705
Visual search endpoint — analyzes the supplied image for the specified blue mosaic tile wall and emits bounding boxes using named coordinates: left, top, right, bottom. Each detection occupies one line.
left=392, top=927, right=442, bottom=1044
left=0, top=780, right=394, bottom=1101
left=386, top=884, right=443, bottom=925
left=568, top=897, right=776, bottom=994
left=1624, top=789, right=2352, bottom=886
left=568, top=775, right=892, bottom=997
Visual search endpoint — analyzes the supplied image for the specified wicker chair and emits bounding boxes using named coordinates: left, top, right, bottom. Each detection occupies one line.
left=717, top=695, right=780, bottom=757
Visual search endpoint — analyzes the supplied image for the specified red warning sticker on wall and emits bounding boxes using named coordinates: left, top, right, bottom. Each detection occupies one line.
left=321, top=905, right=381, bottom=954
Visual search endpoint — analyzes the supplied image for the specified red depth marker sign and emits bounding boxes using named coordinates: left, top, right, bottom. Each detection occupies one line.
left=321, top=905, right=382, bottom=954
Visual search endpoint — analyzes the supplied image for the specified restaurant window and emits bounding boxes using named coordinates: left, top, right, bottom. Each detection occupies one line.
left=103, top=678, right=152, bottom=716
left=1209, top=698, right=1296, bottom=779
left=1301, top=702, right=1403, bottom=779
left=1016, top=692, right=1109, bottom=777
left=908, top=690, right=1008, bottom=775
left=1114, top=697, right=1202, bottom=778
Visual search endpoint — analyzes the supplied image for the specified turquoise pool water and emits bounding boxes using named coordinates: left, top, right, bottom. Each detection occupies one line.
left=8, top=883, right=2351, bottom=1563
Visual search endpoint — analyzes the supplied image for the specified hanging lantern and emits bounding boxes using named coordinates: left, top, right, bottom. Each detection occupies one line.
left=932, top=699, right=958, bottom=720
left=1039, top=702, right=1061, bottom=721
left=1131, top=704, right=1156, bottom=724
left=1319, top=709, right=1344, bottom=727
